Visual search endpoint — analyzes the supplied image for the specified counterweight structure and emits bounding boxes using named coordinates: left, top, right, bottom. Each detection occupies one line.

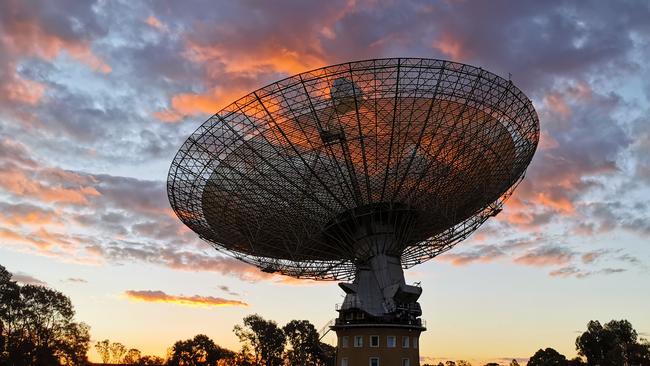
left=168, top=58, right=539, bottom=365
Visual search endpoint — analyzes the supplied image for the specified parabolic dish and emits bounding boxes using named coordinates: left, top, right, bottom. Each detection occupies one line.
left=167, top=58, right=539, bottom=280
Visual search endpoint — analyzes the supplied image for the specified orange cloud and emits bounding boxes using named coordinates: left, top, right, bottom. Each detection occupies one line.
left=152, top=109, right=184, bottom=123
left=0, top=227, right=28, bottom=243
left=0, top=19, right=111, bottom=73
left=0, top=166, right=100, bottom=204
left=542, top=81, right=594, bottom=119
left=154, top=88, right=246, bottom=123
left=497, top=209, right=553, bottom=231
left=0, top=207, right=61, bottom=227
left=433, top=33, right=468, bottom=60
left=543, top=93, right=571, bottom=118
left=144, top=16, right=167, bottom=32
left=124, top=290, right=248, bottom=307
left=169, top=92, right=222, bottom=116
left=154, top=34, right=328, bottom=123
left=532, top=192, right=574, bottom=214
left=538, top=131, right=559, bottom=150
left=4, top=76, right=46, bottom=105
left=0, top=2, right=110, bottom=108
left=184, top=39, right=324, bottom=76
left=0, top=141, right=101, bottom=205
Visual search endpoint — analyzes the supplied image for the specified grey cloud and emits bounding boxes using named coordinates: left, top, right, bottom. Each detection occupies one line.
left=218, top=285, right=240, bottom=297
left=550, top=266, right=627, bottom=279
left=11, top=272, right=48, bottom=286
left=439, top=245, right=505, bottom=266
left=581, top=249, right=611, bottom=264
left=514, top=245, right=575, bottom=267
left=65, top=277, right=88, bottom=283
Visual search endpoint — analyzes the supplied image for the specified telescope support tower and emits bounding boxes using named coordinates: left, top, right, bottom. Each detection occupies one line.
left=332, top=218, right=425, bottom=366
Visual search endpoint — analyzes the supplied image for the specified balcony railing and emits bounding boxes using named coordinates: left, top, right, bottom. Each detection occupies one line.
left=334, top=317, right=426, bottom=329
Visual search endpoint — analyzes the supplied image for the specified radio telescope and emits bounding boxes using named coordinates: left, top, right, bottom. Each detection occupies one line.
left=168, top=58, right=539, bottom=365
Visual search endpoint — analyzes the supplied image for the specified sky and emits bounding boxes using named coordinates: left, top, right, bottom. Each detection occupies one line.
left=1, top=0, right=649, bottom=364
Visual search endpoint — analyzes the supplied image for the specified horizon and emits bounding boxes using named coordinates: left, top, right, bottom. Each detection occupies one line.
left=1, top=1, right=649, bottom=365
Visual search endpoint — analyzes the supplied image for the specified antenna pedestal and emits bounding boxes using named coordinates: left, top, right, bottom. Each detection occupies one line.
left=330, top=214, right=425, bottom=366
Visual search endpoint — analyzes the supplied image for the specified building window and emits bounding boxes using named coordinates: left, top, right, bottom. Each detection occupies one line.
left=354, top=335, right=363, bottom=347
left=402, top=358, right=410, bottom=366
left=413, top=337, right=418, bottom=349
left=402, top=336, right=410, bottom=348
left=341, top=336, right=349, bottom=348
left=387, top=336, right=396, bottom=348
left=341, top=358, right=348, bottom=366
left=370, top=335, right=379, bottom=347
left=369, top=357, right=380, bottom=366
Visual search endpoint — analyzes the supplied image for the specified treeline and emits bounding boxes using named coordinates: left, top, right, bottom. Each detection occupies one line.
left=0, top=264, right=333, bottom=365
left=94, top=315, right=334, bottom=365
left=424, top=319, right=650, bottom=366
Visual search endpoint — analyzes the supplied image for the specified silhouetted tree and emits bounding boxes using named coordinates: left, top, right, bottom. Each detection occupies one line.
left=509, top=360, right=520, bottom=366
left=0, top=265, right=90, bottom=366
left=138, top=354, right=165, bottom=365
left=110, top=342, right=127, bottom=363
left=567, top=357, right=586, bottom=366
left=168, top=334, right=234, bottom=366
left=576, top=319, right=650, bottom=366
left=446, top=361, right=457, bottom=366
left=317, top=342, right=335, bottom=366
left=457, top=361, right=472, bottom=366
left=527, top=348, right=568, bottom=366
left=234, top=314, right=286, bottom=366
left=283, top=320, right=321, bottom=365
left=95, top=339, right=111, bottom=363
left=122, top=348, right=142, bottom=364
left=232, top=344, right=256, bottom=366
left=632, top=339, right=650, bottom=366
left=483, top=363, right=499, bottom=366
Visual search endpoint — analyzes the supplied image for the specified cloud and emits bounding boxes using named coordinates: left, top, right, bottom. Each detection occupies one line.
left=96, top=243, right=321, bottom=285
left=11, top=272, right=47, bottom=286
left=144, top=15, right=167, bottom=32
left=218, top=285, right=240, bottom=297
left=432, top=33, right=468, bottom=60
left=550, top=266, right=627, bottom=279
left=438, top=245, right=505, bottom=266
left=0, top=140, right=101, bottom=205
left=0, top=202, right=61, bottom=227
left=65, top=277, right=88, bottom=283
left=0, top=0, right=109, bottom=109
left=124, top=290, right=248, bottom=307
left=514, top=246, right=575, bottom=267
left=581, top=250, right=610, bottom=264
